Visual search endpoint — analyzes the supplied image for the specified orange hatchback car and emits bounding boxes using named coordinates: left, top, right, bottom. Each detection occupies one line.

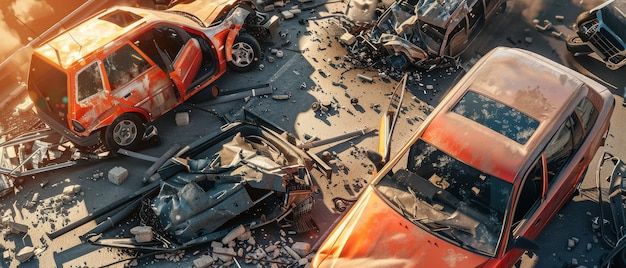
left=27, top=0, right=277, bottom=151
left=312, top=47, right=614, bottom=267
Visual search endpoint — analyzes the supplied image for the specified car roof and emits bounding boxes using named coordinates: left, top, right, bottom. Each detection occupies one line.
left=422, top=47, right=586, bottom=183
left=34, top=6, right=163, bottom=69
left=33, top=0, right=237, bottom=69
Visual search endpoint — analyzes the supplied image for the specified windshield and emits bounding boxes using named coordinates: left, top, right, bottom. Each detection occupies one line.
left=374, top=139, right=512, bottom=256
left=601, top=1, right=626, bottom=41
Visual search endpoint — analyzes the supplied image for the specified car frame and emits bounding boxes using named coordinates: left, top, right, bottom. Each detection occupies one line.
left=27, top=0, right=278, bottom=152
left=312, top=47, right=614, bottom=267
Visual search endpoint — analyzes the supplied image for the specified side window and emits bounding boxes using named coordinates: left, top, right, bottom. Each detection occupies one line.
left=544, top=114, right=584, bottom=186
left=76, top=62, right=105, bottom=102
left=154, top=26, right=188, bottom=61
left=104, top=44, right=150, bottom=90
left=575, top=97, right=598, bottom=134
left=513, top=159, right=544, bottom=227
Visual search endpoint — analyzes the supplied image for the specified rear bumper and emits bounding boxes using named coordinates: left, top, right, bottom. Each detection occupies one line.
left=33, top=106, right=101, bottom=147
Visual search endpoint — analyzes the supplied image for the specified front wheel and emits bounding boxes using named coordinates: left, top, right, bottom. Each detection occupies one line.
left=566, top=36, right=593, bottom=54
left=103, top=113, right=145, bottom=152
left=228, top=33, right=261, bottom=72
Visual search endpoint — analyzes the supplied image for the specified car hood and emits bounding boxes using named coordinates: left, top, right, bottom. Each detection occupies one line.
left=312, top=185, right=489, bottom=268
left=168, top=0, right=239, bottom=25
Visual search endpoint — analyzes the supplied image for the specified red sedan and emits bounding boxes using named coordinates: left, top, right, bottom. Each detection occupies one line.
left=312, top=47, right=615, bottom=267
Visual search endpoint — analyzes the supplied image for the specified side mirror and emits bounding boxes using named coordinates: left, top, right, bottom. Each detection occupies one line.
left=508, top=236, right=539, bottom=252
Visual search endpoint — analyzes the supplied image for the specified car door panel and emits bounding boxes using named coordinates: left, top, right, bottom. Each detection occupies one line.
left=111, top=66, right=178, bottom=120
left=170, top=38, right=202, bottom=97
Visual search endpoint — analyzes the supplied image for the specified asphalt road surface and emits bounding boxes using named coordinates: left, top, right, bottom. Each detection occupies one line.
left=0, top=0, right=625, bottom=267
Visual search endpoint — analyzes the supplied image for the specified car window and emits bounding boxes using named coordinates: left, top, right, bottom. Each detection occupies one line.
left=154, top=26, right=188, bottom=62
left=76, top=62, right=105, bottom=102
left=512, top=159, right=544, bottom=226
left=103, top=44, right=150, bottom=90
left=452, top=91, right=539, bottom=144
left=544, top=114, right=584, bottom=185
left=575, top=96, right=598, bottom=133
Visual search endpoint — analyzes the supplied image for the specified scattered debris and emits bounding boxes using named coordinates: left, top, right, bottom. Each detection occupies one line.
left=130, top=226, right=153, bottom=243
left=108, top=166, right=128, bottom=185
left=534, top=19, right=553, bottom=31
left=356, top=73, right=373, bottom=82
left=175, top=112, right=190, bottom=126
left=15, top=246, right=35, bottom=262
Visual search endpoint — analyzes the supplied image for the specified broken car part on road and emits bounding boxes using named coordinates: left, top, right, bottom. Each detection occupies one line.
left=49, top=111, right=327, bottom=265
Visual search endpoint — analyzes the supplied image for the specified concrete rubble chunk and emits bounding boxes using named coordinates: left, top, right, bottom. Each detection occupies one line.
left=291, top=242, right=311, bottom=257
left=16, top=246, right=35, bottom=262
left=9, top=221, right=29, bottom=234
left=130, top=226, right=153, bottom=243
left=193, top=254, right=214, bottom=268
left=222, top=225, right=246, bottom=245
left=264, top=4, right=275, bottom=12
left=284, top=245, right=301, bottom=259
left=175, top=112, right=190, bottom=126
left=281, top=10, right=294, bottom=19
left=340, top=32, right=356, bottom=45
left=62, top=185, right=81, bottom=195
left=108, top=166, right=129, bottom=185
left=212, top=246, right=235, bottom=262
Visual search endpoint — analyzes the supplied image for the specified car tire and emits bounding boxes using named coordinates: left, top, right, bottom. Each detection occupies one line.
left=566, top=36, right=593, bottom=54
left=103, top=113, right=145, bottom=153
left=386, top=53, right=410, bottom=70
left=228, top=33, right=261, bottom=73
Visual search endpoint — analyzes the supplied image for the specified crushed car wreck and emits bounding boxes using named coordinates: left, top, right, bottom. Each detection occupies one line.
left=149, top=118, right=317, bottom=243
left=53, top=111, right=319, bottom=264
left=343, top=0, right=507, bottom=69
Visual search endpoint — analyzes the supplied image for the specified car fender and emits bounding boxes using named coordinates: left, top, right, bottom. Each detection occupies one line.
left=223, top=6, right=250, bottom=63
left=87, top=105, right=149, bottom=135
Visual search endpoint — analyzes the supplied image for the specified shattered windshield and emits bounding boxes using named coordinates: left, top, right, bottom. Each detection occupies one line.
left=601, top=1, right=626, bottom=41
left=416, top=0, right=469, bottom=27
left=374, top=139, right=512, bottom=256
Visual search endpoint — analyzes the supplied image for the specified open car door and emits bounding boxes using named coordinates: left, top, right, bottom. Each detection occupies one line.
left=156, top=38, right=202, bottom=97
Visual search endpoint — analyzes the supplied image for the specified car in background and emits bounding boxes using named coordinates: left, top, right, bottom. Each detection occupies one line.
left=312, top=46, right=614, bottom=267
left=27, top=0, right=278, bottom=152
left=347, top=0, right=507, bottom=69
left=566, top=0, right=626, bottom=70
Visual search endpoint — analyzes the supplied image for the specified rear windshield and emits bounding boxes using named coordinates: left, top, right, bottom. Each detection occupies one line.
left=452, top=91, right=539, bottom=144
left=28, top=55, right=68, bottom=121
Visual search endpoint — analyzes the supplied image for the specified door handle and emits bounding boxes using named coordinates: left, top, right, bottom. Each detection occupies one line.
left=124, top=92, right=132, bottom=99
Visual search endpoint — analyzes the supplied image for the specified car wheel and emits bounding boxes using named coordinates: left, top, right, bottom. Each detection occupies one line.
left=386, top=53, right=409, bottom=70
left=228, top=33, right=261, bottom=73
left=103, top=113, right=145, bottom=152
left=566, top=36, right=593, bottom=54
